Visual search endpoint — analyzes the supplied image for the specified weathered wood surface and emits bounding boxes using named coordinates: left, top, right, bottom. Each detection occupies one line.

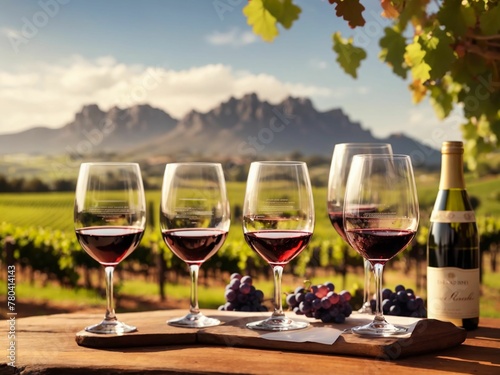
left=75, top=310, right=466, bottom=359
left=2, top=309, right=499, bottom=375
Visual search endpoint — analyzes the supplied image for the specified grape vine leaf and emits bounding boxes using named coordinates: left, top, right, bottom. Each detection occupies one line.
left=409, top=79, right=427, bottom=103
left=479, top=4, right=500, bottom=35
left=405, top=41, right=431, bottom=82
left=329, top=0, right=366, bottom=28
left=380, top=0, right=400, bottom=18
left=243, top=0, right=301, bottom=42
left=396, top=0, right=429, bottom=31
left=429, top=83, right=454, bottom=119
left=437, top=0, right=476, bottom=37
left=419, top=28, right=456, bottom=80
left=265, top=0, right=301, bottom=29
left=379, top=26, right=408, bottom=79
left=332, top=31, right=367, bottom=78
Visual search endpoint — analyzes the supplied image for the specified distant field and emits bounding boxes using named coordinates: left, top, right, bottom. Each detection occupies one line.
left=1, top=172, right=499, bottom=234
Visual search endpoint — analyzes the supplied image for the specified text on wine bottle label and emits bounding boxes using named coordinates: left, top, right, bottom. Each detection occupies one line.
left=430, top=210, right=476, bottom=223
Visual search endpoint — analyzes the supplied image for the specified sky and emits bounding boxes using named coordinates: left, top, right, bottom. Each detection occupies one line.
left=0, top=0, right=463, bottom=147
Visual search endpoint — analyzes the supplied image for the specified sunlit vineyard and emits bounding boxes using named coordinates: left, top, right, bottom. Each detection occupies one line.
left=0, top=175, right=499, bottom=318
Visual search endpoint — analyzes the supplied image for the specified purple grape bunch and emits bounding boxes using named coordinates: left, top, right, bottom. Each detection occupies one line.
left=370, top=284, right=427, bottom=318
left=218, top=273, right=268, bottom=312
left=286, top=282, right=353, bottom=324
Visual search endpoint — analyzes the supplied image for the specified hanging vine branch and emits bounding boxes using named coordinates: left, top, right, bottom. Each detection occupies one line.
left=243, top=0, right=500, bottom=171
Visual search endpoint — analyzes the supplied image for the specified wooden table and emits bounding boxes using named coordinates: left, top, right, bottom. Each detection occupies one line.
left=1, top=309, right=499, bottom=374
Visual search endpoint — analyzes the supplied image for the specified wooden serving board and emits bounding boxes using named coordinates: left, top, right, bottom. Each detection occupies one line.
left=76, top=310, right=467, bottom=359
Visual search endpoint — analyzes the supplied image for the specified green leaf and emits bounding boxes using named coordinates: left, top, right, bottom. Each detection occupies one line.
left=429, top=84, right=454, bottom=119
left=405, top=41, right=431, bottom=82
left=266, top=0, right=301, bottom=29
left=379, top=26, right=408, bottom=79
left=332, top=31, right=367, bottom=78
left=459, top=80, right=499, bottom=119
left=437, top=0, right=476, bottom=37
left=243, top=0, right=279, bottom=42
left=329, top=0, right=366, bottom=28
left=397, top=0, right=428, bottom=31
left=479, top=4, right=500, bottom=35
left=420, top=28, right=457, bottom=80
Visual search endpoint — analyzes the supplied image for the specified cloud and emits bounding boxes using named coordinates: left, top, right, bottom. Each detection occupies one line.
left=206, top=27, right=258, bottom=46
left=308, top=59, right=328, bottom=70
left=0, top=55, right=339, bottom=134
left=406, top=105, right=463, bottom=147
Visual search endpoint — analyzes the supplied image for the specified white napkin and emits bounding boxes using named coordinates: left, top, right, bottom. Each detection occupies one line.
left=261, top=314, right=421, bottom=345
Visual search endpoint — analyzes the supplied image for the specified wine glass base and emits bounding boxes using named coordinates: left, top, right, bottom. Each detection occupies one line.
left=351, top=319, right=408, bottom=337
left=85, top=320, right=137, bottom=335
left=357, top=302, right=373, bottom=314
left=246, top=315, right=309, bottom=331
left=168, top=312, right=221, bottom=328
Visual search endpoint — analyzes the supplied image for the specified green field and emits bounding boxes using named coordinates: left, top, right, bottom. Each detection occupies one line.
left=0, top=172, right=499, bottom=318
left=1, top=171, right=499, bottom=233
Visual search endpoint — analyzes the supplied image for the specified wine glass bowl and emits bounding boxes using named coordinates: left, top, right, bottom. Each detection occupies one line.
left=327, top=143, right=393, bottom=313
left=74, top=162, right=146, bottom=334
left=160, top=162, right=230, bottom=328
left=243, top=161, right=315, bottom=331
left=343, top=154, right=419, bottom=337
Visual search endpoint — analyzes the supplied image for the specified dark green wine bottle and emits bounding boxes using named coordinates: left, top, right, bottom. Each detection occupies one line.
left=427, top=141, right=479, bottom=330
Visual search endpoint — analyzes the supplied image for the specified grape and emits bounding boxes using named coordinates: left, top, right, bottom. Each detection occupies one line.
left=227, top=278, right=240, bottom=291
left=324, top=282, right=335, bottom=292
left=369, top=284, right=427, bottom=318
left=225, top=289, right=236, bottom=302
left=286, top=293, right=298, bottom=308
left=218, top=274, right=268, bottom=312
left=395, top=284, right=406, bottom=293
left=239, top=283, right=251, bottom=295
left=285, top=281, right=353, bottom=324
left=241, top=275, right=253, bottom=285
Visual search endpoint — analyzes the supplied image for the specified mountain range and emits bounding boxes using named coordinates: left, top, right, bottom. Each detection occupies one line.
left=0, top=93, right=440, bottom=167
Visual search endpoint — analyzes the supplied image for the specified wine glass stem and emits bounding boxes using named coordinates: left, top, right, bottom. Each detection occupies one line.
left=271, top=265, right=284, bottom=317
left=104, top=266, right=117, bottom=322
left=373, top=263, right=386, bottom=322
left=363, top=259, right=372, bottom=306
left=188, top=264, right=200, bottom=315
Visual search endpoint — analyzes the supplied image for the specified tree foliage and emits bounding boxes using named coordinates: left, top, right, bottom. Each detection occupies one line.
left=243, top=0, right=500, bottom=170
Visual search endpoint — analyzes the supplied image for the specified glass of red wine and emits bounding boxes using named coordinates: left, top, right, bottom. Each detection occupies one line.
left=327, top=143, right=392, bottom=314
left=74, top=162, right=146, bottom=334
left=243, top=161, right=315, bottom=331
left=160, top=162, right=230, bottom=328
left=343, top=154, right=419, bottom=337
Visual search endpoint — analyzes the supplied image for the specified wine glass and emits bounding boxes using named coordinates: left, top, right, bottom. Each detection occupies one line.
left=243, top=161, right=315, bottom=331
left=160, top=162, right=230, bottom=328
left=327, top=143, right=393, bottom=313
left=74, top=162, right=146, bottom=334
left=343, top=154, right=419, bottom=337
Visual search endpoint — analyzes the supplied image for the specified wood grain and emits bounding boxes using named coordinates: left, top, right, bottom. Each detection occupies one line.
left=75, top=310, right=466, bottom=359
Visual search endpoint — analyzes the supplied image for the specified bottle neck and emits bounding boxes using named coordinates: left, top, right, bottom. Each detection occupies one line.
left=439, top=152, right=465, bottom=190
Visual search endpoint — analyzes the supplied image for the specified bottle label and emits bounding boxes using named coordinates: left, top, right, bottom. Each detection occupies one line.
left=430, top=210, right=476, bottom=223
left=427, top=267, right=480, bottom=320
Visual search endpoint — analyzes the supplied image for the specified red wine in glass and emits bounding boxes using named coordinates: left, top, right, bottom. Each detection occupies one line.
left=76, top=226, right=144, bottom=266
left=242, top=161, right=315, bottom=331
left=161, top=228, right=228, bottom=266
left=74, top=162, right=146, bottom=335
left=328, top=204, right=379, bottom=243
left=343, top=154, right=419, bottom=337
left=345, top=227, right=416, bottom=265
left=160, top=162, right=230, bottom=328
left=327, top=209, right=347, bottom=242
left=243, top=230, right=312, bottom=266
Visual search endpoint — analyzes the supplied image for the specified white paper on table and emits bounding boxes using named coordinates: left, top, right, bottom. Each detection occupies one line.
left=260, top=314, right=422, bottom=345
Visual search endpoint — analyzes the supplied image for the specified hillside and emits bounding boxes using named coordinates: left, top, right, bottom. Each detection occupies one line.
left=0, top=93, right=440, bottom=167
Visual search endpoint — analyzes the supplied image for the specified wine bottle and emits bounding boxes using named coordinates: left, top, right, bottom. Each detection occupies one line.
left=427, top=141, right=479, bottom=330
